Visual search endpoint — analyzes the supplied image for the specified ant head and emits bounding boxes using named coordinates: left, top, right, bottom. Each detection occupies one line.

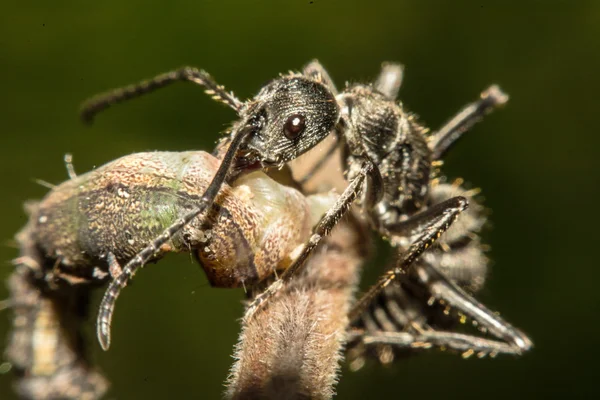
left=235, top=75, right=339, bottom=168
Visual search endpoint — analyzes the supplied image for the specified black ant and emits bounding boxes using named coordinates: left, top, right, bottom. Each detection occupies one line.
left=82, top=61, right=532, bottom=355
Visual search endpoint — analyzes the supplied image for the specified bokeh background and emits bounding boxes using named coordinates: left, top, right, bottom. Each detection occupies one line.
left=1, top=1, right=598, bottom=398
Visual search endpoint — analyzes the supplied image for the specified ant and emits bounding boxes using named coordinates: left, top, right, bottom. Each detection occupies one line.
left=82, top=60, right=532, bottom=354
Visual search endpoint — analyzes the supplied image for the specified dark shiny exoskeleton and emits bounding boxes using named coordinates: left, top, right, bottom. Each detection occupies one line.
left=339, top=83, right=432, bottom=227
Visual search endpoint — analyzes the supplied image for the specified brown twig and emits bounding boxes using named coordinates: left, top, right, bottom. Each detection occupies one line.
left=226, top=139, right=370, bottom=399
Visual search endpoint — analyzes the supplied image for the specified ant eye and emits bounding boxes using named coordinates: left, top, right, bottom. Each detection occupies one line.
left=283, top=114, right=306, bottom=140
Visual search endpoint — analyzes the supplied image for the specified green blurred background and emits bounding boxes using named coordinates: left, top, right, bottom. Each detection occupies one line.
left=1, top=0, right=598, bottom=398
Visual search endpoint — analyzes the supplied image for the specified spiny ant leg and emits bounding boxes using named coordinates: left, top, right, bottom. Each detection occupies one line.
left=374, top=62, right=404, bottom=101
left=64, top=153, right=77, bottom=179
left=349, top=196, right=468, bottom=322
left=415, top=261, right=533, bottom=352
left=351, top=195, right=531, bottom=353
left=303, top=59, right=338, bottom=95
left=382, top=196, right=468, bottom=238
left=80, top=67, right=242, bottom=123
left=354, top=329, right=522, bottom=357
left=243, top=160, right=375, bottom=322
left=96, top=124, right=253, bottom=351
left=428, top=85, right=509, bottom=160
left=298, top=134, right=339, bottom=185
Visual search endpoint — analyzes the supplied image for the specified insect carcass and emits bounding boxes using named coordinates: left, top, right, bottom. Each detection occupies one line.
left=4, top=150, right=337, bottom=399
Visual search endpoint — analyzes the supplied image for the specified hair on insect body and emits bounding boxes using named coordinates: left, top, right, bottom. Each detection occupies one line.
left=82, top=61, right=532, bottom=356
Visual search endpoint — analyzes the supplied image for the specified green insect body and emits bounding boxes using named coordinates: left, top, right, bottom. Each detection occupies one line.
left=31, top=151, right=336, bottom=288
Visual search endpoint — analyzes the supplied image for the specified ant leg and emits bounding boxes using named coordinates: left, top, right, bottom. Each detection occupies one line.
left=414, top=260, right=533, bottom=352
left=243, top=160, right=375, bottom=322
left=96, top=124, right=252, bottom=351
left=374, top=62, right=404, bottom=101
left=349, top=276, right=528, bottom=358
left=373, top=198, right=531, bottom=352
left=351, top=329, right=523, bottom=357
left=303, top=60, right=338, bottom=95
left=420, top=180, right=489, bottom=292
left=349, top=196, right=468, bottom=322
left=80, top=67, right=242, bottom=123
left=64, top=153, right=77, bottom=179
left=428, top=85, right=509, bottom=159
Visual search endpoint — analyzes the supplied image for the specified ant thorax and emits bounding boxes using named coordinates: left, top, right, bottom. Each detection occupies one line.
left=337, top=84, right=432, bottom=227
